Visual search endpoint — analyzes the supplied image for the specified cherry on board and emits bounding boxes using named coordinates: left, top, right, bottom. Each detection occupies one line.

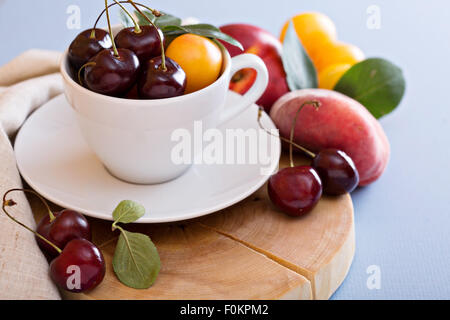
left=268, top=166, right=323, bottom=217
left=36, top=209, right=91, bottom=259
left=312, top=149, right=359, bottom=196
left=50, top=239, right=105, bottom=293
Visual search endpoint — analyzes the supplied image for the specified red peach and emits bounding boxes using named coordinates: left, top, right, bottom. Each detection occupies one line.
left=220, top=24, right=289, bottom=112
left=270, top=89, right=390, bottom=186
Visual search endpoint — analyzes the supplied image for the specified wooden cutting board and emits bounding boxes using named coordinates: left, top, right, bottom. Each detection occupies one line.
left=29, top=154, right=355, bottom=300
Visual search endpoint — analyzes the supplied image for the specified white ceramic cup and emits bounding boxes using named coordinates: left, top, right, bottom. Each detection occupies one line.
left=60, top=47, right=269, bottom=184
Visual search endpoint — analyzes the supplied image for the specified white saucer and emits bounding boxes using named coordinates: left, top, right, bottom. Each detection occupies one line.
left=15, top=93, right=281, bottom=223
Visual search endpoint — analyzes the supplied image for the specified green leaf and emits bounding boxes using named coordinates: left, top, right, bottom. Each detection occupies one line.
left=118, top=9, right=242, bottom=50
left=134, top=9, right=156, bottom=26
left=159, top=25, right=186, bottom=35
left=113, top=230, right=161, bottom=289
left=281, top=22, right=318, bottom=90
left=134, top=10, right=181, bottom=28
left=119, top=10, right=134, bottom=28
left=161, top=24, right=244, bottom=51
left=334, top=58, right=406, bottom=118
left=112, top=200, right=145, bottom=224
left=154, top=12, right=182, bottom=28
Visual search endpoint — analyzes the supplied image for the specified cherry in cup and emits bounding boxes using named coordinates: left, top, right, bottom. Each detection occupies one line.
left=69, top=0, right=230, bottom=100
left=68, top=28, right=112, bottom=71
left=81, top=1, right=140, bottom=97
left=110, top=1, right=164, bottom=64
left=88, top=0, right=164, bottom=67
left=138, top=56, right=187, bottom=99
left=108, top=0, right=185, bottom=99
left=116, top=25, right=164, bottom=64
left=83, top=48, right=140, bottom=96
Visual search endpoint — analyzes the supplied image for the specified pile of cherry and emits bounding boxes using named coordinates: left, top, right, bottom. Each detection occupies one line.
left=2, top=190, right=104, bottom=293
left=261, top=102, right=360, bottom=217
left=69, top=0, right=187, bottom=99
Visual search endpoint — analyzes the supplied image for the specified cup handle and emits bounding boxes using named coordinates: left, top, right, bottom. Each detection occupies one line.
left=218, top=54, right=269, bottom=125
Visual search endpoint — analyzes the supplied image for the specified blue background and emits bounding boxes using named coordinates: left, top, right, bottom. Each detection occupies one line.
left=0, top=0, right=449, bottom=299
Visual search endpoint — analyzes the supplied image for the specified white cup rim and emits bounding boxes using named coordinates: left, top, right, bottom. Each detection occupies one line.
left=60, top=46, right=232, bottom=106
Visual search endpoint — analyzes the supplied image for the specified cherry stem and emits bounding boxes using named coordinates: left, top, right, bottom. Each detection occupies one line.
left=90, top=29, right=96, bottom=39
left=2, top=189, right=62, bottom=254
left=105, top=0, right=119, bottom=57
left=111, top=221, right=124, bottom=234
left=111, top=224, right=144, bottom=278
left=4, top=189, right=56, bottom=221
left=257, top=108, right=317, bottom=160
left=289, top=101, right=320, bottom=168
left=112, top=0, right=141, bottom=34
left=127, top=0, right=167, bottom=71
left=78, top=62, right=96, bottom=85
left=93, top=0, right=161, bottom=30
left=111, top=220, right=120, bottom=231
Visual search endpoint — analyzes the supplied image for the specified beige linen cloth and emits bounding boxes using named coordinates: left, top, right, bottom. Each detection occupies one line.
left=0, top=50, right=64, bottom=299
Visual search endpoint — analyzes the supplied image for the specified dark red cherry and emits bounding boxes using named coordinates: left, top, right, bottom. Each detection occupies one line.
left=115, top=25, right=164, bottom=64
left=84, top=48, right=140, bottom=97
left=312, top=149, right=359, bottom=196
left=124, top=84, right=140, bottom=99
left=36, top=209, right=91, bottom=259
left=138, top=56, right=187, bottom=99
left=68, top=28, right=112, bottom=71
left=268, top=166, right=322, bottom=217
left=50, top=239, right=105, bottom=293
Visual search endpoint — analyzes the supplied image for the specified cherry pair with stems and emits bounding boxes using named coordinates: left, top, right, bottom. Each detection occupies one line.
left=258, top=101, right=359, bottom=216
left=2, top=189, right=104, bottom=293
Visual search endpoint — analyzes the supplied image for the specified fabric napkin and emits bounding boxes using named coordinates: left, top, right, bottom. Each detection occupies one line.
left=0, top=49, right=63, bottom=299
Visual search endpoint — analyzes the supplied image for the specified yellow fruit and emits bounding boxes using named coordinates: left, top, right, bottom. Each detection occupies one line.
left=318, top=64, right=352, bottom=90
left=166, top=34, right=223, bottom=94
left=280, top=12, right=337, bottom=60
left=313, top=41, right=364, bottom=72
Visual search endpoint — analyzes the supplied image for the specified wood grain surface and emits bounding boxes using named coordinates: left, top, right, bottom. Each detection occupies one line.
left=28, top=154, right=354, bottom=300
